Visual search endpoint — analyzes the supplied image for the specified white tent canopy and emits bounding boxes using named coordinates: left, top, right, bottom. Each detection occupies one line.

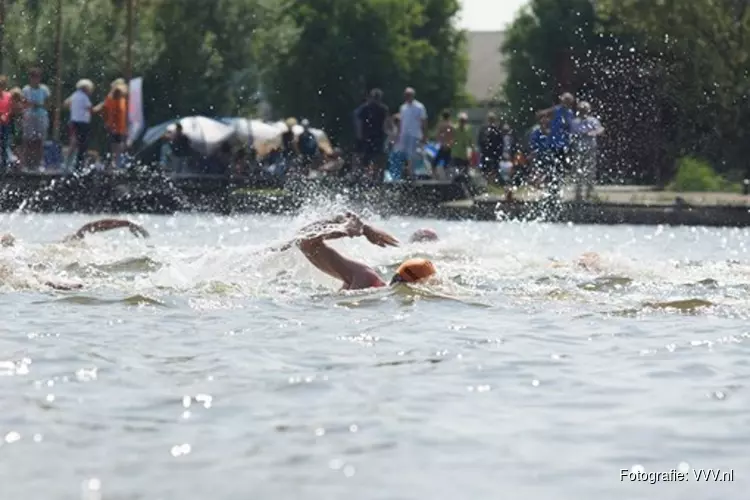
left=271, top=121, right=332, bottom=155
left=142, top=116, right=234, bottom=156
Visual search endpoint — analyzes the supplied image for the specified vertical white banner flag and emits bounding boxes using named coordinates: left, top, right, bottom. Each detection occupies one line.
left=127, top=77, right=144, bottom=146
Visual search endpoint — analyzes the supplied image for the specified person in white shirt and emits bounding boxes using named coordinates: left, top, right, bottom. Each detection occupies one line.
left=396, top=87, right=427, bottom=178
left=571, top=101, right=605, bottom=201
left=67, top=79, right=94, bottom=171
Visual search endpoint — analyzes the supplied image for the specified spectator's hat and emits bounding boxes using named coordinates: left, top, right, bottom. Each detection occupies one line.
left=76, top=79, right=94, bottom=91
left=285, top=117, right=298, bottom=128
left=458, top=111, right=468, bottom=121
left=301, top=118, right=310, bottom=127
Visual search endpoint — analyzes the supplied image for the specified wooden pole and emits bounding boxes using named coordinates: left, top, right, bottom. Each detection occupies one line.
left=0, top=0, right=6, bottom=71
left=125, top=0, right=133, bottom=82
left=52, top=0, right=63, bottom=141
left=124, top=0, right=134, bottom=146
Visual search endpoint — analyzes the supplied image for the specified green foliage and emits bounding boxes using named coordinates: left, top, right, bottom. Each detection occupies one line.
left=668, top=157, right=739, bottom=193
left=2, top=0, right=270, bottom=125
left=500, top=0, right=750, bottom=184
left=1, top=0, right=467, bottom=150
left=596, top=0, right=750, bottom=176
left=266, top=0, right=467, bottom=143
left=145, top=0, right=272, bottom=123
left=500, top=0, right=604, bottom=126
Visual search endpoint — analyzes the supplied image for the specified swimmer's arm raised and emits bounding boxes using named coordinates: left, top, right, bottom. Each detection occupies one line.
left=272, top=213, right=353, bottom=252
left=294, top=213, right=398, bottom=248
left=66, top=219, right=149, bottom=241
left=296, top=220, right=360, bottom=283
left=294, top=214, right=398, bottom=287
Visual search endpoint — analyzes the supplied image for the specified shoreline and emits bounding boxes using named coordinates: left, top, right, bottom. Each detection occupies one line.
left=1, top=170, right=748, bottom=227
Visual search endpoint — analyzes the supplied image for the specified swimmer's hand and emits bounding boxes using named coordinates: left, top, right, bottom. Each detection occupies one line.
left=128, top=223, right=150, bottom=238
left=344, top=214, right=364, bottom=237
left=363, top=224, right=399, bottom=247
left=343, top=212, right=399, bottom=247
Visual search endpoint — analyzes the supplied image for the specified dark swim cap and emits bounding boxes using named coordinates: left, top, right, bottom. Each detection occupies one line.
left=409, top=228, right=438, bottom=243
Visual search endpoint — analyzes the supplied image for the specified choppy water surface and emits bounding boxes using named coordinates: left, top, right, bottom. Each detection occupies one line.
left=1, top=207, right=749, bottom=499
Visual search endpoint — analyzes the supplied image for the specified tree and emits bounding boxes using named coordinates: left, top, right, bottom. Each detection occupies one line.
left=597, top=0, right=750, bottom=176
left=500, top=0, right=678, bottom=184
left=2, top=0, right=272, bottom=138
left=143, top=0, right=273, bottom=123
left=265, top=0, right=467, bottom=144
left=2, top=0, right=468, bottom=153
left=501, top=0, right=606, bottom=124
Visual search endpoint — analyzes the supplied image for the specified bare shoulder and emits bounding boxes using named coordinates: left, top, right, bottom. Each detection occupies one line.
left=348, top=265, right=385, bottom=290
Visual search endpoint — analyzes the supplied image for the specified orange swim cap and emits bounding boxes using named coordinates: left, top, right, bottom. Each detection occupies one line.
left=392, top=258, right=436, bottom=284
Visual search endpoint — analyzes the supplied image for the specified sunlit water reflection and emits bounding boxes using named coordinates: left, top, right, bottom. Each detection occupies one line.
left=1, top=208, right=748, bottom=499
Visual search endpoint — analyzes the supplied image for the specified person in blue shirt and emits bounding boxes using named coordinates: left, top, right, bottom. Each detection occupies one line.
left=527, top=114, right=552, bottom=188
left=536, top=92, right=576, bottom=197
left=529, top=122, right=549, bottom=158
left=21, top=68, right=51, bottom=170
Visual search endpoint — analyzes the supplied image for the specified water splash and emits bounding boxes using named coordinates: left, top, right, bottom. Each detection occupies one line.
left=1, top=207, right=750, bottom=319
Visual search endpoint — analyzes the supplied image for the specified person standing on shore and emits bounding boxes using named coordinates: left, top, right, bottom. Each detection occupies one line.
left=8, top=88, right=24, bottom=167
left=0, top=75, right=12, bottom=171
left=434, top=110, right=455, bottom=178
left=170, top=123, right=192, bottom=174
left=536, top=92, right=576, bottom=198
left=395, top=87, right=427, bottom=179
left=571, top=101, right=605, bottom=201
left=352, top=95, right=368, bottom=178
left=477, top=112, right=503, bottom=182
left=68, top=79, right=94, bottom=171
left=528, top=113, right=553, bottom=188
left=357, top=88, right=390, bottom=183
left=297, top=119, right=319, bottom=176
left=21, top=68, right=51, bottom=171
left=452, top=112, right=473, bottom=175
left=94, top=79, right=128, bottom=170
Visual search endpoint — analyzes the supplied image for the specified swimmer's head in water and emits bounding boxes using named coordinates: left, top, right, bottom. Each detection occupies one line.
left=1, top=233, right=16, bottom=247
left=409, top=228, right=438, bottom=243
left=390, top=258, right=436, bottom=285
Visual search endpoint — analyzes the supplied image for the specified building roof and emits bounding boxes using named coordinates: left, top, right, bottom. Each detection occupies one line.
left=466, top=31, right=506, bottom=104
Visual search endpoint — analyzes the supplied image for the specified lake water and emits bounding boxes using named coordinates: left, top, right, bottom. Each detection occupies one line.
left=1, top=206, right=748, bottom=499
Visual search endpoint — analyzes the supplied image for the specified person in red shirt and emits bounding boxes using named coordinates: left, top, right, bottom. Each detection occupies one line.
left=0, top=75, right=12, bottom=171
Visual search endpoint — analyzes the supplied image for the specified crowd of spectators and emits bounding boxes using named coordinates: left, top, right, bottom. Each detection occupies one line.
left=2, top=67, right=605, bottom=203
left=0, top=68, right=129, bottom=173
left=0, top=68, right=51, bottom=172
left=146, top=84, right=607, bottom=202
left=347, top=86, right=606, bottom=202
left=526, top=92, right=605, bottom=201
